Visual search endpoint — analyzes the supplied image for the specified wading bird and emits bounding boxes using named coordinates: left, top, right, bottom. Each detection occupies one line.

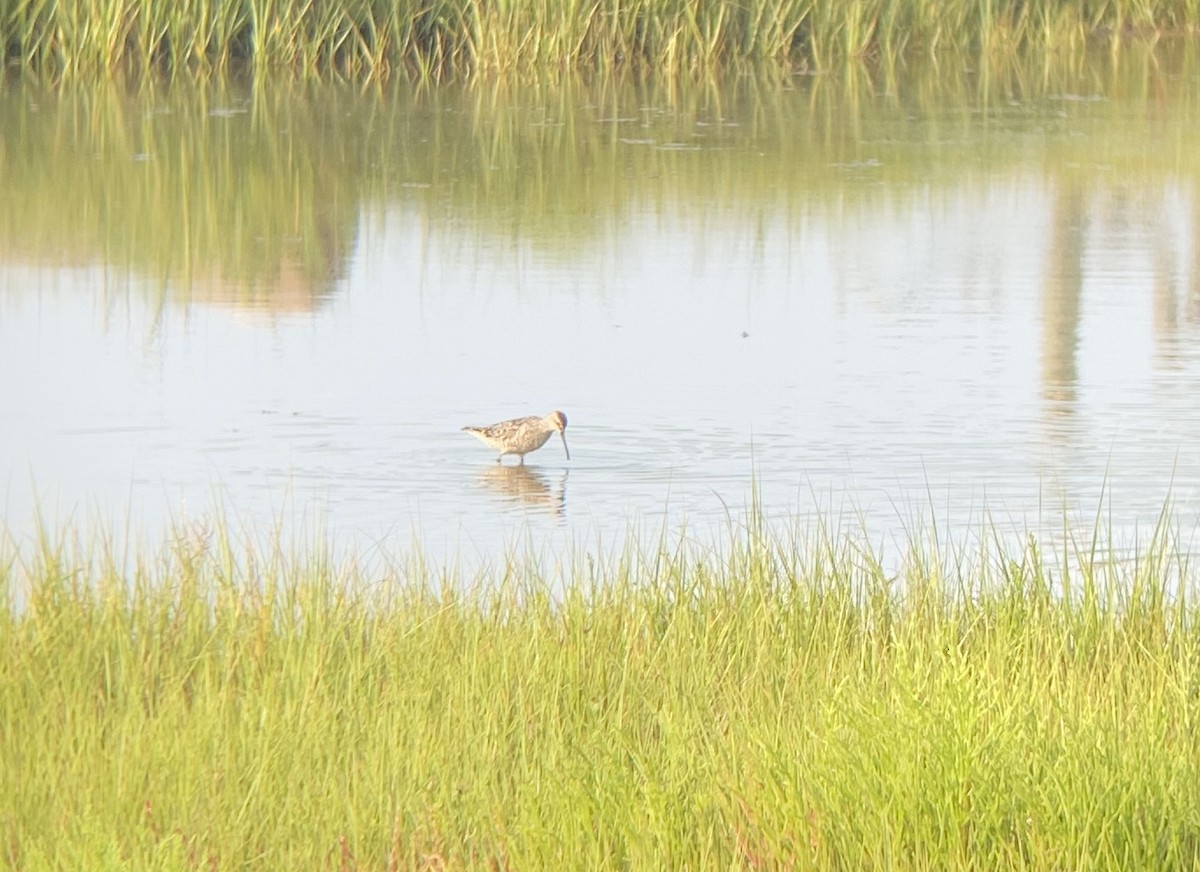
left=462, top=411, right=570, bottom=465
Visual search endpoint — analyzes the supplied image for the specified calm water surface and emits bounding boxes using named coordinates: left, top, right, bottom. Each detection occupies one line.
left=3, top=50, right=1200, bottom=564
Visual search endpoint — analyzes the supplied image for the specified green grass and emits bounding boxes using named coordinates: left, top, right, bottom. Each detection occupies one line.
left=3, top=510, right=1200, bottom=868
left=1, top=0, right=1199, bottom=77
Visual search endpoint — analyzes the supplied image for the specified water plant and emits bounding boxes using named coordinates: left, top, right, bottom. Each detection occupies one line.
left=2, top=0, right=1199, bottom=78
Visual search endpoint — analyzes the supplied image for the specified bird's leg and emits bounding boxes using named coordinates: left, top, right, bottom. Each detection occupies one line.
left=519, top=455, right=525, bottom=466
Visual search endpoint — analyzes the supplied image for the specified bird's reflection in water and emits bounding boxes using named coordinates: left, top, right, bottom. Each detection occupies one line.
left=476, top=465, right=568, bottom=519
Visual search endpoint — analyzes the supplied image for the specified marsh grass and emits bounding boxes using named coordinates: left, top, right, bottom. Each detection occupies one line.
left=1, top=0, right=1199, bottom=78
left=3, top=509, right=1200, bottom=868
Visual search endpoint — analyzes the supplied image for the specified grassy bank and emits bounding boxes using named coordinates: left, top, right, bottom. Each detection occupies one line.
left=3, top=515, right=1200, bottom=868
left=2, top=0, right=1199, bottom=77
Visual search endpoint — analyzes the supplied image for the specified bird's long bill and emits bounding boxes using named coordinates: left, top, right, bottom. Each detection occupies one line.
left=560, top=432, right=571, bottom=460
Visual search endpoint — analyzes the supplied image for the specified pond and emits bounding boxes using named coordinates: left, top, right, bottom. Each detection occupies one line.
left=3, top=45, right=1200, bottom=565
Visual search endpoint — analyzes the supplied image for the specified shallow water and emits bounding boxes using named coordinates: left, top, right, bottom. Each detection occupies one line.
left=3, top=49, right=1200, bottom=563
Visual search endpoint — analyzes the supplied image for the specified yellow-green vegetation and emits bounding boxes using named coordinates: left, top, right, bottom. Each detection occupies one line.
left=3, top=513, right=1200, bottom=868
left=1, top=0, right=1199, bottom=77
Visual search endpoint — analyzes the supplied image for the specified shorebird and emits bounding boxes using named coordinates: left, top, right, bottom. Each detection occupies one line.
left=462, top=411, right=570, bottom=465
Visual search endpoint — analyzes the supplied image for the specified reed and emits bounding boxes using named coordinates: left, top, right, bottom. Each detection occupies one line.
left=2, top=0, right=1199, bottom=78
left=3, top=508, right=1200, bottom=868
